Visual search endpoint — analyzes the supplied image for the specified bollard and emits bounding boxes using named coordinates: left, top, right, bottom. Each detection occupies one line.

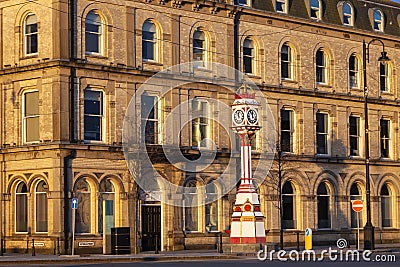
left=155, top=234, right=159, bottom=254
left=218, top=232, right=223, bottom=253
left=296, top=232, right=300, bottom=251
left=32, top=239, right=36, bottom=256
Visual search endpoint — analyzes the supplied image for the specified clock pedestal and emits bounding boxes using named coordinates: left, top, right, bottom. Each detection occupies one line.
left=229, top=87, right=266, bottom=244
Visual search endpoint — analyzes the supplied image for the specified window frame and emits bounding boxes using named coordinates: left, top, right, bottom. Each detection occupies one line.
left=379, top=63, right=391, bottom=93
left=191, top=98, right=211, bottom=149
left=237, top=0, right=251, bottom=7
left=373, top=9, right=384, bottom=32
left=380, top=184, right=393, bottom=228
left=280, top=108, right=295, bottom=153
left=22, top=90, right=40, bottom=144
left=243, top=37, right=256, bottom=75
left=34, top=180, right=48, bottom=233
left=349, top=115, right=361, bottom=157
left=317, top=181, right=332, bottom=229
left=141, top=92, right=161, bottom=145
left=310, top=0, right=322, bottom=20
left=85, top=11, right=104, bottom=56
left=380, top=118, right=390, bottom=158
left=316, top=49, right=328, bottom=85
left=74, top=179, right=93, bottom=234
left=282, top=181, right=297, bottom=230
left=281, top=43, right=295, bottom=81
left=275, top=0, right=288, bottom=13
left=24, top=13, right=38, bottom=56
left=15, top=181, right=28, bottom=234
left=142, top=20, right=159, bottom=62
left=184, top=180, right=200, bottom=233
left=342, top=2, right=354, bottom=26
left=350, top=183, right=363, bottom=229
left=349, top=53, right=360, bottom=89
left=192, top=29, right=209, bottom=69
left=83, top=88, right=106, bottom=143
left=205, top=182, right=219, bottom=233
left=316, top=112, right=329, bottom=156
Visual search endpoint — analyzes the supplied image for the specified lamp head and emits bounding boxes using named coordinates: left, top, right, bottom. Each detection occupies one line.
left=378, top=51, right=390, bottom=65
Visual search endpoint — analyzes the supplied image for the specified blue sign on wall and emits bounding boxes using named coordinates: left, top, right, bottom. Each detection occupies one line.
left=72, top=198, right=78, bottom=209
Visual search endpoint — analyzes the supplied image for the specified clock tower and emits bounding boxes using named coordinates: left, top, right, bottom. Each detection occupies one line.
left=229, top=82, right=266, bottom=244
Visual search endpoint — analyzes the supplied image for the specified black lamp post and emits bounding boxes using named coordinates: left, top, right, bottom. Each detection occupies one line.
left=362, top=39, right=390, bottom=251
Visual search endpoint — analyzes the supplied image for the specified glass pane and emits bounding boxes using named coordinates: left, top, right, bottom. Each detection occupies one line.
left=75, top=192, right=91, bottom=233
left=318, top=196, right=330, bottom=228
left=143, top=31, right=155, bottom=41
left=99, top=197, right=115, bottom=234
left=25, top=91, right=39, bottom=116
left=36, top=192, right=48, bottom=232
left=143, top=40, right=155, bottom=60
left=86, top=11, right=101, bottom=25
left=317, top=134, right=327, bottom=154
left=349, top=116, right=358, bottom=135
left=205, top=202, right=218, bottom=232
left=141, top=95, right=157, bottom=120
left=350, top=136, right=359, bottom=156
left=26, top=116, right=40, bottom=142
left=86, top=33, right=100, bottom=53
left=317, top=183, right=328, bottom=195
left=244, top=56, right=252, bottom=74
left=16, top=194, right=28, bottom=232
left=282, top=182, right=293, bottom=194
left=276, top=1, right=284, bottom=12
left=381, top=196, right=392, bottom=227
left=143, top=120, right=157, bottom=144
left=316, top=113, right=326, bottom=133
left=26, top=14, right=37, bottom=26
left=142, top=21, right=156, bottom=33
left=343, top=3, right=351, bottom=14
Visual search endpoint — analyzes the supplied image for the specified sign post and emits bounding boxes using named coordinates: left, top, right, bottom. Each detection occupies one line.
left=305, top=228, right=312, bottom=250
left=352, top=200, right=364, bottom=250
left=71, top=198, right=78, bottom=256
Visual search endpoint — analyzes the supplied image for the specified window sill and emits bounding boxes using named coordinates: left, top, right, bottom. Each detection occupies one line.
left=143, top=60, right=163, bottom=66
left=379, top=157, right=394, bottom=161
left=316, top=83, right=332, bottom=89
left=316, top=154, right=330, bottom=157
left=246, top=74, right=261, bottom=79
left=86, top=53, right=108, bottom=60
left=280, top=79, right=298, bottom=84
left=20, top=54, right=38, bottom=60
left=84, top=140, right=106, bottom=144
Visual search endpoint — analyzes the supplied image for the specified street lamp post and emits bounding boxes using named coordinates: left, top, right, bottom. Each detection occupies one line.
left=362, top=39, right=390, bottom=251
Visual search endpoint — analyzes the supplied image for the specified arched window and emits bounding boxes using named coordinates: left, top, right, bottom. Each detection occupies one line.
left=281, top=43, right=295, bottom=80
left=380, top=63, right=391, bottom=92
left=193, top=29, right=208, bottom=68
left=184, top=180, right=198, bottom=232
left=316, top=49, right=328, bottom=84
left=205, top=183, right=218, bottom=232
left=317, top=182, right=331, bottom=229
left=24, top=13, right=38, bottom=55
left=343, top=3, right=353, bottom=26
left=310, top=0, right=322, bottom=19
left=98, top=179, right=115, bottom=234
left=349, top=53, right=360, bottom=89
left=381, top=184, right=393, bottom=228
left=142, top=20, right=158, bottom=62
left=350, top=183, right=363, bottom=228
left=35, top=181, right=48, bottom=233
left=243, top=38, right=255, bottom=74
left=282, top=181, right=296, bottom=229
left=85, top=11, right=103, bottom=55
left=15, top=182, right=28, bottom=233
left=74, top=179, right=92, bottom=233
left=374, top=10, right=384, bottom=32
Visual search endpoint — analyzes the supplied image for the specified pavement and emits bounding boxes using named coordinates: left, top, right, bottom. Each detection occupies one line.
left=0, top=243, right=399, bottom=265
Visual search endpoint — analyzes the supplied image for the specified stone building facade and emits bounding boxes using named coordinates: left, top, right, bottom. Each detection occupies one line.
left=0, top=0, right=399, bottom=254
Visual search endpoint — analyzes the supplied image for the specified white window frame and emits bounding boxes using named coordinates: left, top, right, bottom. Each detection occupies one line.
left=380, top=118, right=391, bottom=159
left=342, top=2, right=354, bottom=26
left=15, top=181, right=28, bottom=234
left=191, top=98, right=211, bottom=149
left=316, top=49, right=328, bottom=85
left=83, top=88, right=106, bottom=143
left=243, top=38, right=256, bottom=75
left=142, top=20, right=159, bottom=62
left=85, top=11, right=104, bottom=55
left=34, top=181, right=48, bottom=234
left=316, top=112, right=330, bottom=156
left=238, top=0, right=251, bottom=7
left=24, top=13, right=38, bottom=56
left=280, top=108, right=295, bottom=153
left=193, top=29, right=209, bottom=69
left=22, top=90, right=40, bottom=144
left=310, top=0, right=322, bottom=20
left=281, top=43, right=295, bottom=81
left=380, top=63, right=391, bottom=93
left=141, top=92, right=161, bottom=145
left=349, top=115, right=361, bottom=157
left=373, top=10, right=384, bottom=32
left=349, top=53, right=360, bottom=89
left=276, top=0, right=288, bottom=13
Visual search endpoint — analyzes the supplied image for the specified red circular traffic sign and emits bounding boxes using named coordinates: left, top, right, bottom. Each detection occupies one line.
left=352, top=200, right=364, bottom=212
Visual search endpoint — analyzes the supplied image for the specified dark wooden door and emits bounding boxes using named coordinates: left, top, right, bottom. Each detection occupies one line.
left=141, top=205, right=161, bottom=251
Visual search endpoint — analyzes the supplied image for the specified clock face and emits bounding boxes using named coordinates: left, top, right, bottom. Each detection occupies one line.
left=233, top=109, right=245, bottom=125
left=247, top=109, right=258, bottom=124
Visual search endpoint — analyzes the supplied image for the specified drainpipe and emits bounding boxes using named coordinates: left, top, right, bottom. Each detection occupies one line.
left=234, top=8, right=242, bottom=86
left=69, top=0, right=77, bottom=142
left=63, top=150, right=76, bottom=254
